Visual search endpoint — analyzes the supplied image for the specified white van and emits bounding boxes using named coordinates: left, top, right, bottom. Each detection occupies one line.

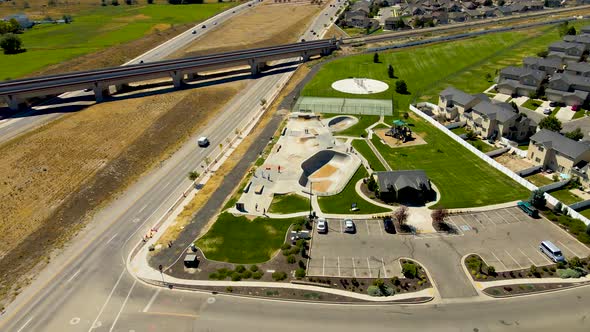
left=197, top=137, right=209, bottom=147
left=539, top=240, right=565, bottom=263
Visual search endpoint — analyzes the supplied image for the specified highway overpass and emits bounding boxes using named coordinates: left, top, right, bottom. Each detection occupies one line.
left=0, top=38, right=340, bottom=111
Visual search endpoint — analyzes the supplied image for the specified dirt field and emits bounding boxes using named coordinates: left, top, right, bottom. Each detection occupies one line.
left=493, top=153, right=534, bottom=172
left=374, top=128, right=427, bottom=148
left=0, top=81, right=245, bottom=306
left=170, top=0, right=323, bottom=58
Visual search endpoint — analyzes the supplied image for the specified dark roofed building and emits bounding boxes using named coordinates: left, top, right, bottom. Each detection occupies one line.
left=374, top=170, right=434, bottom=204
left=528, top=129, right=590, bottom=174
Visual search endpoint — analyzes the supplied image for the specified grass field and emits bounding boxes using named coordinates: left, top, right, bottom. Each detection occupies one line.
left=525, top=173, right=554, bottom=187
left=322, top=114, right=380, bottom=137
left=450, top=126, right=468, bottom=136
left=370, top=116, right=530, bottom=209
left=0, top=4, right=234, bottom=79
left=522, top=99, right=543, bottom=110
left=195, top=212, right=301, bottom=263
left=548, top=188, right=583, bottom=205
left=318, top=167, right=391, bottom=214
left=302, top=20, right=590, bottom=115
left=351, top=139, right=387, bottom=172
left=268, top=194, right=310, bottom=214
left=466, top=138, right=496, bottom=153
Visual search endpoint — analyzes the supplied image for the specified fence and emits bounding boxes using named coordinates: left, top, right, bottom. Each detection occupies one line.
left=516, top=165, right=542, bottom=177
left=485, top=147, right=510, bottom=158
left=500, top=137, right=528, bottom=158
left=411, top=102, right=590, bottom=225
left=538, top=179, right=570, bottom=193
left=293, top=97, right=393, bottom=116
left=444, top=121, right=466, bottom=130
left=570, top=199, right=590, bottom=211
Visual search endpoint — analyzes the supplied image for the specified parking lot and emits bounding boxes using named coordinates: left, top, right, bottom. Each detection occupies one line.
left=309, top=207, right=590, bottom=299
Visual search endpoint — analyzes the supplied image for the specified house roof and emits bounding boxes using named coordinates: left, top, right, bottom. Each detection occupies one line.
left=530, top=129, right=590, bottom=160
left=439, top=86, right=477, bottom=106
left=565, top=62, right=590, bottom=74
left=548, top=41, right=586, bottom=53
left=472, top=100, right=518, bottom=123
left=500, top=66, right=545, bottom=81
left=375, top=170, right=431, bottom=193
left=563, top=34, right=590, bottom=45
left=550, top=73, right=590, bottom=89
left=522, top=57, right=562, bottom=69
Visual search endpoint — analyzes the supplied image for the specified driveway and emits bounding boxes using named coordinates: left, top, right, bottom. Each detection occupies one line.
left=309, top=207, right=590, bottom=299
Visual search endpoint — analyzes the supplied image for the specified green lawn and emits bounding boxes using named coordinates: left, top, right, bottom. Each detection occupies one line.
left=551, top=107, right=560, bottom=117
left=548, top=188, right=583, bottom=205
left=525, top=173, right=554, bottom=187
left=517, top=145, right=529, bottom=151
left=268, top=194, right=310, bottom=214
left=577, top=207, right=590, bottom=220
left=467, top=139, right=496, bottom=153
left=323, top=113, right=380, bottom=137
left=196, top=212, right=302, bottom=263
left=0, top=3, right=235, bottom=80
left=522, top=99, right=543, bottom=110
left=370, top=117, right=530, bottom=209
left=573, top=110, right=587, bottom=120
left=318, top=166, right=390, bottom=214
left=351, top=139, right=387, bottom=172
left=450, top=126, right=469, bottom=136
left=303, top=20, right=590, bottom=116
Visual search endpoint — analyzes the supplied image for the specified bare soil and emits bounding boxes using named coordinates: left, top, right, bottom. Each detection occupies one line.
left=493, top=153, right=533, bottom=172
left=374, top=128, right=427, bottom=148
left=170, top=0, right=323, bottom=58
left=483, top=282, right=590, bottom=297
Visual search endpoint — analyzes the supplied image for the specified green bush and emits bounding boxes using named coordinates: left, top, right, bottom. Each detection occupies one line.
left=281, top=243, right=291, bottom=251
left=208, top=272, right=219, bottom=280
left=231, top=272, right=242, bottom=281
left=557, top=267, right=587, bottom=279
left=295, top=268, right=306, bottom=279
left=226, top=286, right=233, bottom=293
left=272, top=271, right=288, bottom=281
left=242, top=270, right=253, bottom=279
left=466, top=256, right=483, bottom=273
left=298, top=260, right=306, bottom=268
left=252, top=271, right=264, bottom=279
left=367, top=285, right=382, bottom=297
left=367, top=284, right=395, bottom=297
left=217, top=268, right=231, bottom=279
left=402, top=262, right=418, bottom=279
left=569, top=256, right=582, bottom=268
left=486, top=265, right=496, bottom=276
left=235, top=265, right=246, bottom=273
left=287, top=255, right=296, bottom=264
left=391, top=276, right=400, bottom=286
left=250, top=265, right=259, bottom=272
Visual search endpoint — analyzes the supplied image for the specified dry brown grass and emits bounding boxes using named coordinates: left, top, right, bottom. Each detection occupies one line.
left=170, top=0, right=323, bottom=58
left=324, top=24, right=348, bottom=39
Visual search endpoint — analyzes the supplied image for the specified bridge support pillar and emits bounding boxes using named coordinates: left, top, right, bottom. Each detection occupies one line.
left=171, top=71, right=184, bottom=88
left=187, top=73, right=200, bottom=81
left=301, top=52, right=310, bottom=62
left=249, top=59, right=265, bottom=77
left=93, top=83, right=110, bottom=103
left=114, top=83, right=130, bottom=94
left=6, top=95, right=26, bottom=111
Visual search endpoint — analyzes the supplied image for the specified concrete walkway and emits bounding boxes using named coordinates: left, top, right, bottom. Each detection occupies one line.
left=447, top=200, right=520, bottom=213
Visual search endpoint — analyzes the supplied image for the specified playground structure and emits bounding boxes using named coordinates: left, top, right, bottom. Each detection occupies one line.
left=385, top=119, right=413, bottom=143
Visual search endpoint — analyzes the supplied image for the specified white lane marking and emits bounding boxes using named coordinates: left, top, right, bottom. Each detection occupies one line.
left=557, top=241, right=582, bottom=258
left=491, top=251, right=507, bottom=270
left=106, top=233, right=118, bottom=245
left=494, top=211, right=510, bottom=224
left=504, top=250, right=522, bottom=269
left=518, top=248, right=536, bottom=266
left=448, top=219, right=464, bottom=235
left=142, top=288, right=161, bottom=313
left=337, top=256, right=341, bottom=277
left=16, top=317, right=32, bottom=332
left=88, top=269, right=126, bottom=332
left=378, top=221, right=383, bottom=236
left=367, top=257, right=372, bottom=278
left=67, top=269, right=81, bottom=283
left=138, top=204, right=148, bottom=213
left=322, top=256, right=325, bottom=276
left=108, top=280, right=137, bottom=332
left=340, top=220, right=343, bottom=233
left=381, top=257, right=388, bottom=278
left=352, top=257, right=357, bottom=278
left=532, top=244, right=553, bottom=264
left=365, top=220, right=371, bottom=235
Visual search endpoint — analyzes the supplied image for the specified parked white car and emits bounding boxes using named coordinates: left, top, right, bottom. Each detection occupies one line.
left=316, top=218, right=327, bottom=234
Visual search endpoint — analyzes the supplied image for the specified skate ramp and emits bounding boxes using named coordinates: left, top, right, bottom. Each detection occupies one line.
left=299, top=150, right=360, bottom=196
left=328, top=116, right=358, bottom=132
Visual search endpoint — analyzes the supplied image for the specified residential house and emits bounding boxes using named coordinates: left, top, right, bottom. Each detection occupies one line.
left=448, top=11, right=467, bottom=22
left=547, top=41, right=586, bottom=63
left=565, top=62, right=590, bottom=77
left=496, top=66, right=546, bottom=97
left=384, top=16, right=407, bottom=30
left=465, top=9, right=484, bottom=19
left=437, top=86, right=479, bottom=120
left=527, top=129, right=590, bottom=175
left=466, top=100, right=535, bottom=140
left=495, top=6, right=513, bottom=16
left=446, top=1, right=462, bottom=12
left=522, top=57, right=562, bottom=75
left=581, top=25, right=590, bottom=35
left=374, top=170, right=434, bottom=204
left=431, top=10, right=448, bottom=24
left=545, top=73, right=590, bottom=106
left=462, top=1, right=478, bottom=9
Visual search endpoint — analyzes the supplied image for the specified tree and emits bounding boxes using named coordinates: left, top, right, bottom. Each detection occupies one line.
left=530, top=189, right=546, bottom=209
left=147, top=0, right=154, bottom=3
left=538, top=115, right=562, bottom=132
left=8, top=18, right=22, bottom=33
left=537, top=50, right=548, bottom=58
left=62, top=15, right=73, bottom=24
left=486, top=265, right=496, bottom=276
left=388, top=64, right=394, bottom=78
left=188, top=171, right=199, bottom=181
left=402, top=112, right=409, bottom=119
left=112, top=0, right=119, bottom=5
left=394, top=206, right=409, bottom=228
left=465, top=129, right=477, bottom=141
left=510, top=101, right=519, bottom=112
left=0, top=34, right=24, bottom=54
left=498, top=0, right=505, bottom=5
left=565, top=127, right=584, bottom=141
left=567, top=26, right=576, bottom=36
left=373, top=52, right=379, bottom=63
left=553, top=201, right=562, bottom=213
left=483, top=0, right=492, bottom=6
left=431, top=209, right=448, bottom=223
left=395, top=80, right=408, bottom=94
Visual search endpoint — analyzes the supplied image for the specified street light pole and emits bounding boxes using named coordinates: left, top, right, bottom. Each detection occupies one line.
left=158, top=264, right=165, bottom=286
left=309, top=181, right=313, bottom=219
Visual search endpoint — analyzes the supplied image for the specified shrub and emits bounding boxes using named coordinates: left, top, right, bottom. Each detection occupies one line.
left=242, top=270, right=253, bottom=279
left=231, top=272, right=242, bottom=281
left=252, top=271, right=264, bottom=279
left=352, top=278, right=360, bottom=287
left=367, top=285, right=382, bottom=297
left=466, top=256, right=483, bottom=273
left=391, top=276, right=400, bottom=286
left=226, top=286, right=233, bottom=293
left=250, top=265, right=259, bottom=272
left=295, top=268, right=306, bottom=279
left=235, top=265, right=246, bottom=273
left=486, top=265, right=496, bottom=276
left=287, top=255, right=296, bottom=264
left=272, top=271, right=288, bottom=281
left=281, top=243, right=291, bottom=251
left=402, top=262, right=418, bottom=279
left=217, top=268, right=231, bottom=279
left=569, top=256, right=582, bottom=268
left=557, top=261, right=566, bottom=269
left=298, top=260, right=306, bottom=268
left=208, top=272, right=219, bottom=280
left=557, top=268, right=587, bottom=278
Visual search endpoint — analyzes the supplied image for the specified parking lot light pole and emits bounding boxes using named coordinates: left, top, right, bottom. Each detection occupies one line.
left=158, top=264, right=165, bottom=286
left=309, top=181, right=313, bottom=219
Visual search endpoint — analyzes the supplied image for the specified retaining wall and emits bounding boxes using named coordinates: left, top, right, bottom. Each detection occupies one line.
left=570, top=199, right=590, bottom=210
left=516, top=165, right=542, bottom=177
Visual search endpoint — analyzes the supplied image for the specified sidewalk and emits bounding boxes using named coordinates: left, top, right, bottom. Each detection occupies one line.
left=448, top=200, right=520, bottom=213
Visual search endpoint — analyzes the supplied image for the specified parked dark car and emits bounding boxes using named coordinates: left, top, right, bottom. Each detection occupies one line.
left=383, top=217, right=395, bottom=234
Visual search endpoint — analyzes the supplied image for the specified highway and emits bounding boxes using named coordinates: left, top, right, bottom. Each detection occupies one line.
left=0, top=1, right=345, bottom=332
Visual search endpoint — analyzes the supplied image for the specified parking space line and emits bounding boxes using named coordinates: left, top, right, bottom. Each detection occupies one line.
left=352, top=258, right=357, bottom=278
left=322, top=256, right=325, bottom=276
left=532, top=245, right=553, bottom=264
left=493, top=211, right=510, bottom=224
left=381, top=258, right=388, bottom=278
left=491, top=251, right=507, bottom=270
left=378, top=221, right=383, bottom=236
left=557, top=241, right=582, bottom=258
left=459, top=215, right=477, bottom=229
left=337, top=256, right=341, bottom=277
left=340, top=220, right=343, bottom=233
left=481, top=212, right=496, bottom=225
left=367, top=257, right=372, bottom=278
left=505, top=250, right=522, bottom=269
left=447, top=218, right=464, bottom=235
left=473, top=213, right=493, bottom=227
left=518, top=248, right=536, bottom=266
left=366, top=221, right=371, bottom=235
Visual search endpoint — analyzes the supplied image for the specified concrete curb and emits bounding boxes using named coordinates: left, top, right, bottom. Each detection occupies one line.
left=482, top=281, right=590, bottom=299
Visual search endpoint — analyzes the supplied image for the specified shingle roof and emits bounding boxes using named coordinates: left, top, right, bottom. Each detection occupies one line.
left=500, top=66, right=545, bottom=81
left=563, top=34, right=590, bottom=45
left=439, top=86, right=476, bottom=106
left=522, top=57, right=561, bottom=69
left=376, top=170, right=431, bottom=193
left=472, top=100, right=517, bottom=123
left=530, top=129, right=590, bottom=159
left=550, top=73, right=590, bottom=89
left=549, top=41, right=586, bottom=53
left=565, top=62, right=590, bottom=74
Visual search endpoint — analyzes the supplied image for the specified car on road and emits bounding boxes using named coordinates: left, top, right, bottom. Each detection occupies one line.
left=344, top=219, right=355, bottom=233
left=317, top=218, right=328, bottom=234
left=383, top=217, right=396, bottom=234
left=202, top=25, right=206, bottom=28
left=543, top=108, right=552, bottom=115
left=197, top=136, right=210, bottom=147
left=192, top=30, right=196, bottom=34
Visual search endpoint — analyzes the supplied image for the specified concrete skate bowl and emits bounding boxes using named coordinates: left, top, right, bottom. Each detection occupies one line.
left=298, top=150, right=360, bottom=196
left=327, top=115, right=358, bottom=132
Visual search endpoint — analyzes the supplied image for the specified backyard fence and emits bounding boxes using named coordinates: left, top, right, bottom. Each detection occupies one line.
left=516, top=165, right=542, bottom=177
left=485, top=147, right=510, bottom=158
left=411, top=102, right=590, bottom=225
left=538, top=179, right=570, bottom=193
left=500, top=137, right=528, bottom=158
left=569, top=199, right=590, bottom=211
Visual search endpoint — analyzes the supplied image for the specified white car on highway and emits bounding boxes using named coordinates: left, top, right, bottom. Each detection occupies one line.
left=197, top=137, right=210, bottom=147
